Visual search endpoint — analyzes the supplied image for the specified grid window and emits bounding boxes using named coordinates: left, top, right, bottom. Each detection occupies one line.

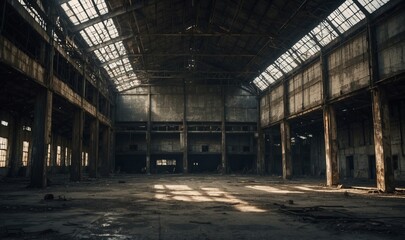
left=47, top=144, right=51, bottom=166
left=82, top=152, right=88, bottom=166
left=311, top=21, right=339, bottom=46
left=22, top=141, right=29, bottom=167
left=327, top=0, right=365, bottom=34
left=0, top=137, right=8, bottom=167
left=157, top=159, right=176, bottom=166
left=357, top=0, right=389, bottom=14
left=65, top=148, right=71, bottom=166
left=56, top=146, right=61, bottom=166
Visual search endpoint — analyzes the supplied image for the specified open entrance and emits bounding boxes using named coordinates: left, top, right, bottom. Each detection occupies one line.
left=346, top=156, right=354, bottom=178
left=188, top=154, right=221, bottom=173
left=115, top=154, right=146, bottom=173
left=228, top=155, right=255, bottom=173
left=368, top=155, right=376, bottom=179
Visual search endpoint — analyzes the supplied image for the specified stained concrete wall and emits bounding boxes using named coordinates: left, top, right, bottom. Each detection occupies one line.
left=377, top=9, right=405, bottom=78
left=186, top=85, right=222, bottom=122
left=269, top=84, right=284, bottom=123
left=289, top=62, right=323, bottom=115
left=188, top=134, right=221, bottom=153
left=328, top=33, right=370, bottom=99
left=226, top=88, right=258, bottom=122
left=151, top=134, right=181, bottom=152
left=116, top=85, right=257, bottom=123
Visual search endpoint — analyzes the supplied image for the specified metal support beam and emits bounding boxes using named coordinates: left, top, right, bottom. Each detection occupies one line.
left=71, top=109, right=83, bottom=181
left=372, top=87, right=395, bottom=192
left=257, top=97, right=265, bottom=175
left=146, top=86, right=151, bottom=174
left=100, top=126, right=111, bottom=177
left=280, top=120, right=292, bottom=179
left=86, top=34, right=134, bottom=52
left=182, top=82, right=188, bottom=173
left=89, top=119, right=99, bottom=178
left=323, top=105, right=339, bottom=186
left=8, top=116, right=23, bottom=177
left=30, top=89, right=52, bottom=188
left=221, top=86, right=227, bottom=174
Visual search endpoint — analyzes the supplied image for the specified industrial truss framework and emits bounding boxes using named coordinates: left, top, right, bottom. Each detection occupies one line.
left=17, top=0, right=389, bottom=93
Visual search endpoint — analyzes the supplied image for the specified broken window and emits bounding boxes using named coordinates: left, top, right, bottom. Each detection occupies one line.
left=56, top=146, right=61, bottom=166
left=157, top=159, right=176, bottom=166
left=82, top=152, right=88, bottom=166
left=0, top=137, right=8, bottom=167
left=22, top=141, right=29, bottom=167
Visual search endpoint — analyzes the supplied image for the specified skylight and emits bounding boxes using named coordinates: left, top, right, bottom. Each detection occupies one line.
left=60, top=0, right=139, bottom=92
left=253, top=0, right=389, bottom=91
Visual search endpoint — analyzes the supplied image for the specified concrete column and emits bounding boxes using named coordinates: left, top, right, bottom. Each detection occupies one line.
left=8, top=116, right=23, bottom=177
left=221, top=86, right=227, bottom=173
left=372, top=88, right=395, bottom=192
left=323, top=105, right=339, bottom=186
left=268, top=130, right=275, bottom=174
left=70, top=109, right=84, bottom=181
left=30, top=89, right=52, bottom=188
left=146, top=86, right=151, bottom=174
left=257, top=98, right=265, bottom=174
left=100, top=126, right=111, bottom=177
left=280, top=120, right=292, bottom=179
left=182, top=82, right=188, bottom=173
left=88, top=119, right=99, bottom=178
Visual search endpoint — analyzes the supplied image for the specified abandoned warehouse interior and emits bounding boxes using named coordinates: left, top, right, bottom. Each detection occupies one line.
left=0, top=0, right=405, bottom=239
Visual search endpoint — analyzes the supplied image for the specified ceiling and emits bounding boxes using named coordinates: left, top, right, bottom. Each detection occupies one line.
left=53, top=0, right=388, bottom=93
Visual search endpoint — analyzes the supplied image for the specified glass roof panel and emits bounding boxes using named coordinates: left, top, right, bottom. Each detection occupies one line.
left=357, top=0, right=389, bottom=13
left=311, top=21, right=339, bottom=46
left=327, top=0, right=365, bottom=33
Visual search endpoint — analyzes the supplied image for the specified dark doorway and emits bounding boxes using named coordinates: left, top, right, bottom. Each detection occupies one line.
left=368, top=155, right=376, bottom=179
left=346, top=156, right=354, bottom=178
left=189, top=154, right=221, bottom=173
left=115, top=154, right=146, bottom=173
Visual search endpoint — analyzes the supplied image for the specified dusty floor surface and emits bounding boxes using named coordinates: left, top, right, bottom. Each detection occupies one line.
left=0, top=174, right=405, bottom=240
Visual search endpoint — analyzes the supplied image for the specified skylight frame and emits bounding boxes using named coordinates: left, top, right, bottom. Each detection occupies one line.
left=253, top=0, right=389, bottom=91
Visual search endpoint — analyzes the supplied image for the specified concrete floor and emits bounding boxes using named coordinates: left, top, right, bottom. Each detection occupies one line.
left=0, top=175, right=405, bottom=240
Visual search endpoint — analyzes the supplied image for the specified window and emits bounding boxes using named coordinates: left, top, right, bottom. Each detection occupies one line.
left=22, top=141, right=29, bottom=167
left=1, top=120, right=8, bottom=126
left=65, top=148, right=71, bottom=166
left=393, top=155, right=399, bottom=171
left=82, top=152, right=88, bottom=166
left=202, top=145, right=209, bottom=152
left=243, top=146, right=250, bottom=152
left=56, top=146, right=61, bottom=166
left=156, top=159, right=176, bottom=166
left=23, top=126, right=31, bottom=131
left=46, top=144, right=51, bottom=166
left=0, top=137, right=8, bottom=167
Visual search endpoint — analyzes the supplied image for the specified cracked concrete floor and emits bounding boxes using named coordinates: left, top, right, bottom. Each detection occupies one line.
left=1, top=174, right=405, bottom=240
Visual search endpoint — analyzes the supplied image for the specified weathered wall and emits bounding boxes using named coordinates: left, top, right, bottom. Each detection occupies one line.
left=186, top=85, right=222, bottom=122
left=188, top=134, right=221, bottom=153
left=377, top=9, right=405, bottom=78
left=328, top=33, right=370, bottom=99
left=116, top=85, right=257, bottom=123
left=151, top=86, right=183, bottom=122
left=226, top=88, right=258, bottom=122
left=269, top=84, right=284, bottom=123
left=289, top=62, right=323, bottom=115
left=151, top=134, right=181, bottom=152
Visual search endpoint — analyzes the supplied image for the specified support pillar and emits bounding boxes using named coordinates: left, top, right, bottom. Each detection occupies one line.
left=70, top=109, right=83, bottom=181
left=257, top=97, right=265, bottom=175
left=221, top=86, right=227, bottom=174
left=30, top=89, right=52, bottom=188
left=8, top=116, right=23, bottom=177
left=268, top=129, right=275, bottom=174
left=100, top=126, right=111, bottom=177
left=323, top=105, right=339, bottom=186
left=182, top=83, right=188, bottom=173
left=280, top=120, right=292, bottom=179
left=146, top=86, right=151, bottom=174
left=372, top=87, right=395, bottom=192
left=89, top=119, right=99, bottom=178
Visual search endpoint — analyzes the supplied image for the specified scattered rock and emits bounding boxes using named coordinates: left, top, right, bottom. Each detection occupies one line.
left=343, top=191, right=349, bottom=197
left=44, top=194, right=54, bottom=201
left=287, top=200, right=294, bottom=205
left=337, top=184, right=351, bottom=189
left=118, top=180, right=126, bottom=184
